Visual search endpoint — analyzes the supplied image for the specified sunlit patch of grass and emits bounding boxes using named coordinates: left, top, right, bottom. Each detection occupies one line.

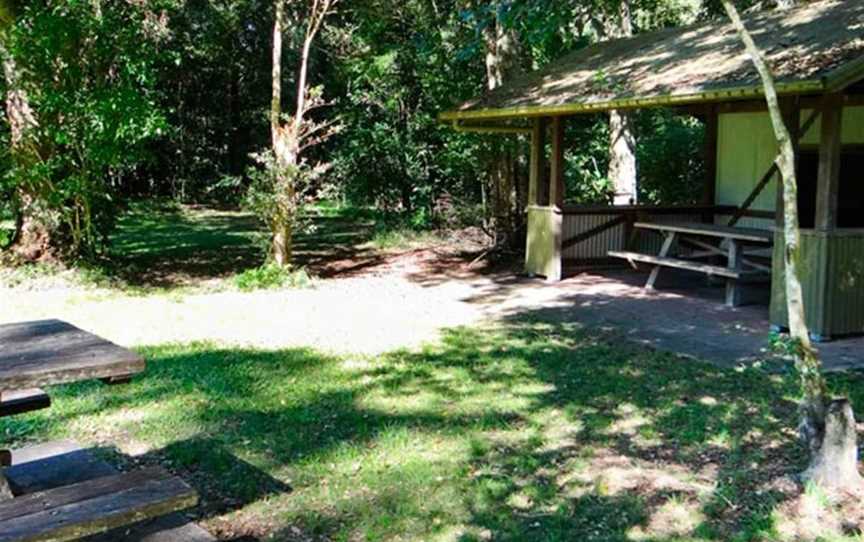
left=368, top=228, right=444, bottom=251
left=2, top=323, right=860, bottom=540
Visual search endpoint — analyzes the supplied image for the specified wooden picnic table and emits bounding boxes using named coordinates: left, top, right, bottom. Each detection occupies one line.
left=609, top=221, right=773, bottom=307
left=0, top=320, right=198, bottom=542
left=0, top=320, right=144, bottom=393
left=0, top=320, right=145, bottom=499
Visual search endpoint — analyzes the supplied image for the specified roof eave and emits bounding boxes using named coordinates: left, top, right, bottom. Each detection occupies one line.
left=438, top=79, right=826, bottom=124
left=824, top=55, right=864, bottom=93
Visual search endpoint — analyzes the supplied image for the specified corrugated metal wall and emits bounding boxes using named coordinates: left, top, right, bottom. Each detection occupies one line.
left=561, top=211, right=711, bottom=261
left=561, top=213, right=625, bottom=260
left=770, top=230, right=864, bottom=338
left=825, top=231, right=864, bottom=336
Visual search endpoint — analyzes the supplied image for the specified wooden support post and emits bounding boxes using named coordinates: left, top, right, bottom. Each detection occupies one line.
left=528, top=117, right=547, bottom=207
left=725, top=239, right=743, bottom=307
left=702, top=105, right=718, bottom=224
left=777, top=97, right=802, bottom=230
left=815, top=93, right=843, bottom=231
left=549, top=116, right=565, bottom=209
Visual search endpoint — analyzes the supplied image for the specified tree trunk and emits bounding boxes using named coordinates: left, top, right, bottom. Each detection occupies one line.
left=483, top=17, right=522, bottom=249
left=722, top=0, right=863, bottom=494
left=609, top=109, right=637, bottom=205
left=270, top=0, right=295, bottom=267
left=607, top=1, right=637, bottom=206
left=267, top=0, right=336, bottom=267
left=272, top=222, right=292, bottom=267
left=1, top=39, right=54, bottom=262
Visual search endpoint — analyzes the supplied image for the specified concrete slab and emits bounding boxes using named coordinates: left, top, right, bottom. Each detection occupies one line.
left=484, top=268, right=864, bottom=370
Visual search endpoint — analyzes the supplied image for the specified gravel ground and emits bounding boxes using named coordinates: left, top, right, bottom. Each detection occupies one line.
left=0, top=249, right=520, bottom=355
left=6, top=243, right=860, bottom=367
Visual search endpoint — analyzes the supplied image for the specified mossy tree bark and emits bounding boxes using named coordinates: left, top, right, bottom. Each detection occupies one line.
left=721, top=0, right=863, bottom=494
left=1, top=13, right=55, bottom=263
left=483, top=15, right=524, bottom=250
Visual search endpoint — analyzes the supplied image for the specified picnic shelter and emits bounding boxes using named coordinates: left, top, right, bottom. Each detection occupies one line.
left=440, top=0, right=864, bottom=341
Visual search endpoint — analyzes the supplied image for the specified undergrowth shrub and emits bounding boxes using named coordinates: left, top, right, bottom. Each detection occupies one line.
left=234, top=263, right=311, bottom=292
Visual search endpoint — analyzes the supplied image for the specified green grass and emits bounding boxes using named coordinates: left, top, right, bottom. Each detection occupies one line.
left=2, top=200, right=454, bottom=291
left=369, top=228, right=445, bottom=250
left=4, top=320, right=860, bottom=541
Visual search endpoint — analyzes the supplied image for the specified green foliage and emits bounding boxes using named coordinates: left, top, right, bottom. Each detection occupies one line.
left=636, top=109, right=706, bottom=204
left=233, top=263, right=311, bottom=291
left=142, top=0, right=272, bottom=202
left=327, top=1, right=485, bottom=215
left=1, top=0, right=718, bottom=264
left=3, top=0, right=167, bottom=258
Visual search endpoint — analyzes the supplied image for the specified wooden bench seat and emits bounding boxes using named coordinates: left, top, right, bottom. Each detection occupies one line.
left=0, top=468, right=197, bottom=542
left=0, top=390, right=50, bottom=419
left=608, top=251, right=747, bottom=279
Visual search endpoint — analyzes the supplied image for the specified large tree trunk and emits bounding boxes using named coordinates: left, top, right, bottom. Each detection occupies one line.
left=1, top=40, right=54, bottom=262
left=609, top=109, right=637, bottom=205
left=483, top=18, right=522, bottom=249
left=607, top=1, right=637, bottom=206
left=722, top=0, right=863, bottom=494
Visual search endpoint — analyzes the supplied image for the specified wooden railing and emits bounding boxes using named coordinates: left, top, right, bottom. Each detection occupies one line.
left=559, top=205, right=775, bottom=263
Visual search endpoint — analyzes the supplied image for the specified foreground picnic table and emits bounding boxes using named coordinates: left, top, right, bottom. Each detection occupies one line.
left=609, top=221, right=773, bottom=307
left=0, top=320, right=199, bottom=542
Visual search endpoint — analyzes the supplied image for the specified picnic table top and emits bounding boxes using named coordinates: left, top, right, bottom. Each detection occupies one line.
left=633, top=221, right=773, bottom=243
left=0, top=320, right=144, bottom=392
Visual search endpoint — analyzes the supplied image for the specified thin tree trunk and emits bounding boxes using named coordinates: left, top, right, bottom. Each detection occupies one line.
left=268, top=0, right=337, bottom=267
left=722, top=0, right=863, bottom=494
left=271, top=0, right=283, bottom=146
left=270, top=0, right=294, bottom=267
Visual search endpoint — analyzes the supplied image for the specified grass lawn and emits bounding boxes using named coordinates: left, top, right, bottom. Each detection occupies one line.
left=4, top=320, right=863, bottom=541
left=103, top=201, right=443, bottom=291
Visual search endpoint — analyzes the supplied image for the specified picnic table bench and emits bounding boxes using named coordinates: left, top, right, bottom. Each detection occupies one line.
left=609, top=221, right=773, bottom=307
left=0, top=320, right=200, bottom=542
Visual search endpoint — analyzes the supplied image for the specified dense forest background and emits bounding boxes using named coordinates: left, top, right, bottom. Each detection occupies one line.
left=0, top=0, right=768, bottom=262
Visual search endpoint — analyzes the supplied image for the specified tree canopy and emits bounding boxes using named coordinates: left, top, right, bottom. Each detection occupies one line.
left=0, top=0, right=770, bottom=262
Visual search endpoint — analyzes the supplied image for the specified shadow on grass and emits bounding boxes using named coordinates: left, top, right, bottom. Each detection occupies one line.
left=104, top=202, right=382, bottom=289
left=6, top=313, right=862, bottom=540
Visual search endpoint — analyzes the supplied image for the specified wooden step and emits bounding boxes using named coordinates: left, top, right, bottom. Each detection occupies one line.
left=0, top=468, right=197, bottom=542
left=0, top=389, right=50, bottom=418
left=608, top=250, right=745, bottom=279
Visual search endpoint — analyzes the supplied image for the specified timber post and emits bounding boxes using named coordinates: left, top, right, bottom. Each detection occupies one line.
left=702, top=105, right=718, bottom=224
left=549, top=116, right=566, bottom=209
left=528, top=117, right=547, bottom=207
left=814, top=93, right=843, bottom=232
left=777, top=96, right=802, bottom=230
left=546, top=116, right=565, bottom=281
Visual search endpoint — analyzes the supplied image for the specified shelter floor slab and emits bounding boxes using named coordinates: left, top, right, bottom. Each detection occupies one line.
left=475, top=266, right=862, bottom=371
